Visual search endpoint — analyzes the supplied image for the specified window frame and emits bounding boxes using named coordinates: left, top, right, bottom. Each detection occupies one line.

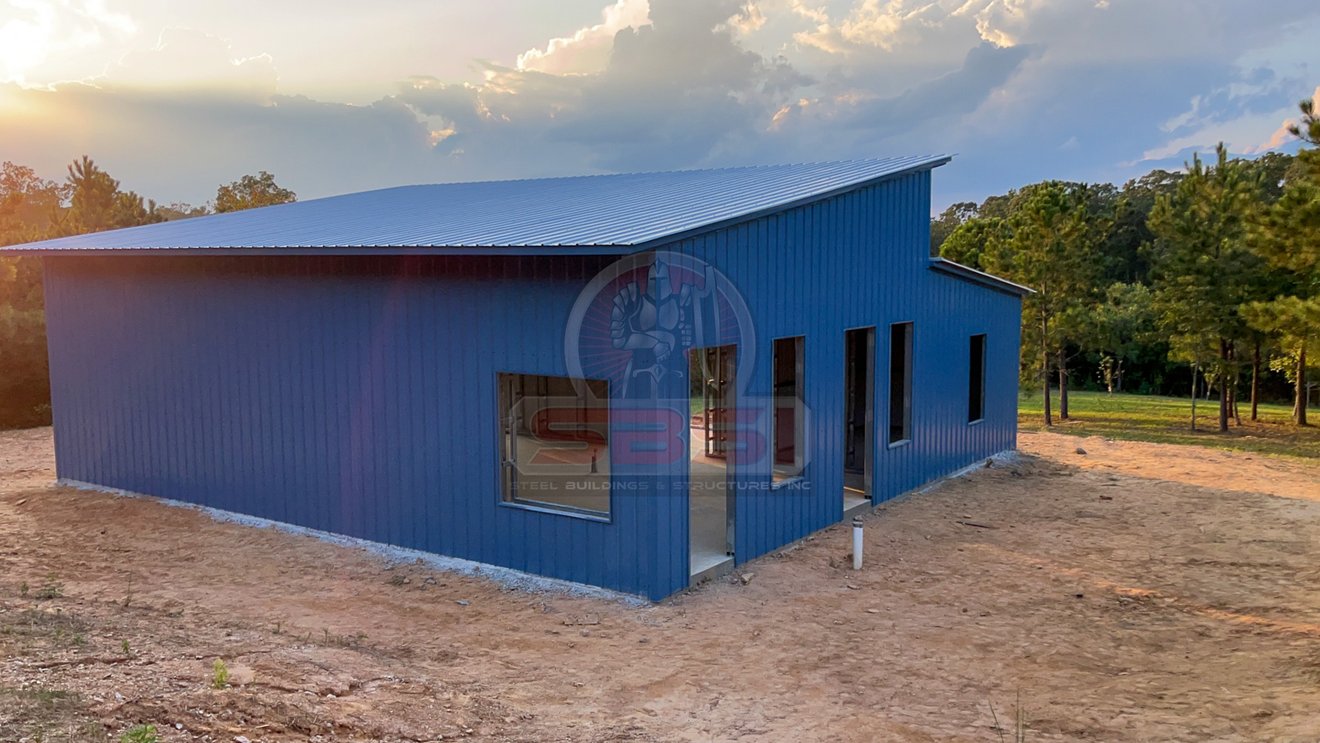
left=887, top=322, right=913, bottom=447
left=496, top=371, right=613, bottom=522
left=968, top=334, right=987, bottom=424
left=770, top=335, right=806, bottom=487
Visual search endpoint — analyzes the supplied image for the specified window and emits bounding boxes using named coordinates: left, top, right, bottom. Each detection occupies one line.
left=498, top=373, right=610, bottom=518
left=772, top=336, right=805, bottom=482
left=888, top=322, right=912, bottom=444
left=968, top=334, right=986, bottom=423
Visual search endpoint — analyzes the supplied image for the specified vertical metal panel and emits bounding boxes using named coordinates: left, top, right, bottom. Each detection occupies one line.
left=678, top=170, right=1021, bottom=563
left=43, top=254, right=681, bottom=599
left=41, top=169, right=1020, bottom=600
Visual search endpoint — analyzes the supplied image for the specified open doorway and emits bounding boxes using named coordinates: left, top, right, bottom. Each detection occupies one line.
left=689, top=344, right=736, bottom=579
left=843, top=327, right=874, bottom=515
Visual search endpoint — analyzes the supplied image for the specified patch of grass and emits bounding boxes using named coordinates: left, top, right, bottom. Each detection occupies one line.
left=211, top=658, right=229, bottom=689
left=0, top=609, right=92, bottom=650
left=33, top=581, right=64, bottom=600
left=0, top=686, right=100, bottom=741
left=320, top=628, right=369, bottom=648
left=1019, top=390, right=1319, bottom=459
left=119, top=723, right=159, bottom=743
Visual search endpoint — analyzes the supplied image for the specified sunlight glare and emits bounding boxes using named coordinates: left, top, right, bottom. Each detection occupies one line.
left=0, top=0, right=56, bottom=85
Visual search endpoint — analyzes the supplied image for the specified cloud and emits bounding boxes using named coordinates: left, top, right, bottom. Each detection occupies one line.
left=105, top=28, right=277, bottom=97
left=2, top=0, right=1319, bottom=214
left=0, top=29, right=435, bottom=205
left=794, top=0, right=958, bottom=55
left=790, top=0, right=1053, bottom=57
left=0, top=0, right=137, bottom=85
left=764, top=42, right=1036, bottom=143
left=397, top=0, right=811, bottom=174
left=722, top=2, right=767, bottom=36
left=1258, top=86, right=1320, bottom=151
left=516, top=0, right=651, bottom=75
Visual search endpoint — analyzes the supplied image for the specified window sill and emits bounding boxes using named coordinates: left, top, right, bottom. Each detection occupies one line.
left=968, top=418, right=985, bottom=426
left=498, top=499, right=612, bottom=524
left=771, top=476, right=805, bottom=490
left=887, top=439, right=912, bottom=450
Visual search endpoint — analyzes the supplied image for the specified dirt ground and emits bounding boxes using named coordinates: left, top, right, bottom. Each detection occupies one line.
left=2, top=428, right=1318, bottom=742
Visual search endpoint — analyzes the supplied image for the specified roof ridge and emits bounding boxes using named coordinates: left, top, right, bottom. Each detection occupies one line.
left=339, top=154, right=949, bottom=195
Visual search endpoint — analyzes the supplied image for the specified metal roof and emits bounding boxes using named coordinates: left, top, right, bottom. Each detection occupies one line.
left=3, top=155, right=950, bottom=255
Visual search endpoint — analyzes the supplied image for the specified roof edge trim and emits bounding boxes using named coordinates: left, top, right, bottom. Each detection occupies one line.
left=928, top=257, right=1033, bottom=297
left=13, top=244, right=636, bottom=257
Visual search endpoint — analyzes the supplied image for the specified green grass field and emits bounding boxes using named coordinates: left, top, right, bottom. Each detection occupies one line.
left=1018, top=390, right=1320, bottom=460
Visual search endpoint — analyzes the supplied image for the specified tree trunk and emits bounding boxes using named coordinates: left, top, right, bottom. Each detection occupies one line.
left=1115, top=361, right=1123, bottom=393
left=1041, top=313, right=1052, bottom=427
left=1296, top=345, right=1309, bottom=427
left=1057, top=350, right=1069, bottom=421
left=1250, top=341, right=1261, bottom=422
left=1190, top=363, right=1198, bottom=432
left=1218, top=338, right=1229, bottom=433
left=1228, top=343, right=1240, bottom=425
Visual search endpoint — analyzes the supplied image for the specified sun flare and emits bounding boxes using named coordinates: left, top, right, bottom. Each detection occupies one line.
left=0, top=0, right=56, bottom=85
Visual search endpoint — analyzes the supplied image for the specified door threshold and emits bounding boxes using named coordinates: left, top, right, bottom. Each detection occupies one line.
left=689, top=554, right=734, bottom=585
left=843, top=495, right=871, bottom=520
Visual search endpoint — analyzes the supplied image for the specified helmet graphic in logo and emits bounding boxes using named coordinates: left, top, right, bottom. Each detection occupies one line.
left=566, top=251, right=754, bottom=401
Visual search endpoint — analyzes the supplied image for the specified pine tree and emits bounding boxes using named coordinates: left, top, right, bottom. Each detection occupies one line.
left=977, top=182, right=1102, bottom=425
left=1245, top=97, right=1320, bottom=425
left=1148, top=144, right=1262, bottom=433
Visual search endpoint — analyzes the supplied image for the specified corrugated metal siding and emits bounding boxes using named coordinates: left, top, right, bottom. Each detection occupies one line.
left=44, top=254, right=691, bottom=599
left=42, top=168, right=1020, bottom=600
left=662, top=171, right=1020, bottom=562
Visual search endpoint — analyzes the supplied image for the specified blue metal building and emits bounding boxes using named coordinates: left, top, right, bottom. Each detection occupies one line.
left=7, top=157, right=1026, bottom=600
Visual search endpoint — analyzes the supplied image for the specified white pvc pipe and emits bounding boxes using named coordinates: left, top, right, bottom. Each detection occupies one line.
left=852, top=517, right=863, bottom=570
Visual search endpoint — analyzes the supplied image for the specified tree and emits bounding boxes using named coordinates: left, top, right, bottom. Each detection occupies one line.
left=0, top=163, right=66, bottom=244
left=1086, top=282, right=1156, bottom=393
left=1148, top=144, right=1263, bottom=433
left=976, top=182, right=1103, bottom=425
left=0, top=163, right=66, bottom=427
left=214, top=171, right=296, bottom=213
left=938, top=216, right=1007, bottom=270
left=1, top=158, right=162, bottom=428
left=1241, top=298, right=1319, bottom=425
left=1245, top=96, right=1320, bottom=425
left=929, top=201, right=979, bottom=256
left=61, top=156, right=163, bottom=234
left=1102, top=171, right=1182, bottom=285
left=156, top=202, right=211, bottom=221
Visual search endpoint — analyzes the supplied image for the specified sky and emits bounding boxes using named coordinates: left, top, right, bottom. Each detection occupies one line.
left=0, top=0, right=1317, bottom=211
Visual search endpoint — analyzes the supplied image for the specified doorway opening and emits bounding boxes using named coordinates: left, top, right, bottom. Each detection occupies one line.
left=689, top=344, right=736, bottom=579
left=843, top=327, right=874, bottom=515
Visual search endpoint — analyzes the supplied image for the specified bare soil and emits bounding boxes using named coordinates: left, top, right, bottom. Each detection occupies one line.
left=1, top=427, right=1318, bottom=742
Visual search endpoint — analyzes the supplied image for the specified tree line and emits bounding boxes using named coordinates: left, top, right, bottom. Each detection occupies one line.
left=936, top=97, right=1319, bottom=432
left=3, top=102, right=1317, bottom=434
left=0, top=160, right=294, bottom=428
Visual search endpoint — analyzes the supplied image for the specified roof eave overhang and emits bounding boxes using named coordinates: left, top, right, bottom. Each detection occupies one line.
left=12, top=244, right=638, bottom=257
left=928, top=257, right=1033, bottom=297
